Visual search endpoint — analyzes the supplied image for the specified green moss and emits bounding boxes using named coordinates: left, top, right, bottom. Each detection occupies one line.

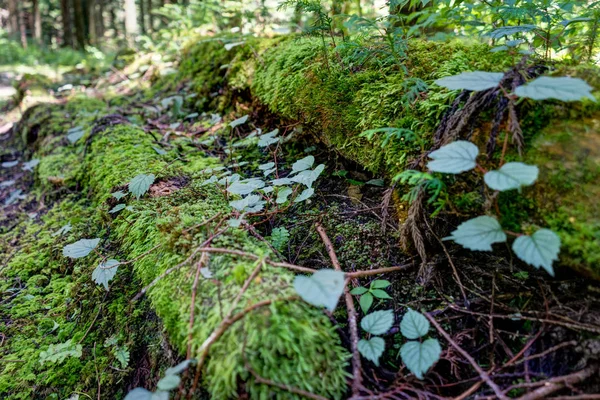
left=2, top=101, right=349, bottom=399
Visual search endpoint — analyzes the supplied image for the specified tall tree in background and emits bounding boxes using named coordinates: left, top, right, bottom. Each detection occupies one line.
left=73, top=0, right=86, bottom=49
left=32, top=0, right=42, bottom=44
left=7, top=0, right=18, bottom=38
left=60, top=0, right=74, bottom=47
left=125, top=0, right=139, bottom=45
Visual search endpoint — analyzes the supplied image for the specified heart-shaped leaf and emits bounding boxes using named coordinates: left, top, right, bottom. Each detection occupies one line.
left=434, top=72, right=503, bottom=91
left=359, top=292, right=374, bottom=314
left=92, top=259, right=119, bottom=291
left=294, top=188, right=314, bottom=203
left=427, top=141, right=479, bottom=174
left=484, top=162, right=539, bottom=191
left=276, top=187, right=293, bottom=204
left=291, top=156, right=315, bottom=174
left=293, top=269, right=345, bottom=312
left=124, top=388, right=153, bottom=400
left=400, top=309, right=430, bottom=339
left=515, top=77, right=596, bottom=102
left=400, top=338, right=442, bottom=379
left=67, top=126, right=85, bottom=144
left=358, top=337, right=385, bottom=366
left=444, top=216, right=507, bottom=251
left=63, top=238, right=100, bottom=258
left=512, top=229, right=561, bottom=276
left=157, top=374, right=181, bottom=391
left=361, top=309, right=394, bottom=335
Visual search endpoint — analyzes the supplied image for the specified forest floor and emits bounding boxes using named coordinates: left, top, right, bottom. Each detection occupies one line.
left=1, top=59, right=600, bottom=400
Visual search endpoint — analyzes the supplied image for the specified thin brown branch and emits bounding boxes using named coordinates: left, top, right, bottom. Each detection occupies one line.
left=424, top=312, right=509, bottom=400
left=515, top=365, right=598, bottom=400
left=187, top=252, right=209, bottom=359
left=315, top=222, right=362, bottom=396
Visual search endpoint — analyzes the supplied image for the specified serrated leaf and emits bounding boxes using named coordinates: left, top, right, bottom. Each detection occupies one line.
left=293, top=269, right=345, bottom=312
left=444, top=216, right=507, bottom=251
left=400, top=309, right=430, bottom=339
left=92, top=259, right=119, bottom=290
left=515, top=77, right=596, bottom=102
left=271, top=177, right=293, bottom=186
left=487, top=24, right=537, bottom=39
left=128, top=174, right=155, bottom=199
left=1, top=160, right=18, bottom=168
left=229, top=194, right=264, bottom=212
left=427, top=141, right=479, bottom=174
left=227, top=179, right=265, bottom=195
left=359, top=292, right=374, bottom=314
left=52, top=223, right=72, bottom=237
left=67, top=126, right=85, bottom=143
left=290, top=164, right=325, bottom=187
left=371, top=289, right=392, bottom=299
left=112, top=191, right=127, bottom=200
left=258, top=129, right=279, bottom=147
left=358, top=337, right=385, bottom=366
left=39, top=340, right=82, bottom=365
left=294, top=187, right=314, bottom=202
left=229, top=115, right=248, bottom=128
left=484, top=162, right=539, bottom=191
left=22, top=159, right=40, bottom=171
left=115, top=346, right=130, bottom=368
left=258, top=162, right=275, bottom=171
left=400, top=339, right=441, bottom=379
left=152, top=146, right=167, bottom=155
left=124, top=388, right=153, bottom=400
left=109, top=204, right=126, bottom=214
left=434, top=72, right=503, bottom=91
left=371, top=280, right=391, bottom=289
left=291, top=156, right=315, bottom=174
left=166, top=359, right=195, bottom=376
left=512, top=229, right=560, bottom=276
left=157, top=374, right=181, bottom=391
left=224, top=41, right=245, bottom=51
left=63, top=238, right=100, bottom=258
left=361, top=309, right=394, bottom=335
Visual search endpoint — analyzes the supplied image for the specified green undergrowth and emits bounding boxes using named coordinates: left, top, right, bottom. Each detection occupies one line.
left=1, top=98, right=349, bottom=399
left=175, top=34, right=600, bottom=278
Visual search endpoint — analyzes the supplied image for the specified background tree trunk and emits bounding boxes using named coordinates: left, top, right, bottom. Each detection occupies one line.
left=139, top=0, right=147, bottom=35
left=124, top=0, right=139, bottom=46
left=7, top=0, right=19, bottom=39
left=60, top=0, right=74, bottom=47
left=88, top=0, right=97, bottom=45
left=73, top=0, right=87, bottom=49
left=32, top=0, right=43, bottom=44
left=147, top=0, right=154, bottom=33
left=18, top=2, right=28, bottom=49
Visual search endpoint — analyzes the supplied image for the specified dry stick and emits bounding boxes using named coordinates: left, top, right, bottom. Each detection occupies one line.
left=514, top=365, right=598, bottom=400
left=423, top=312, right=509, bottom=400
left=512, top=340, right=576, bottom=366
left=424, top=216, right=468, bottom=306
left=186, top=251, right=209, bottom=359
left=131, top=227, right=228, bottom=302
left=194, top=247, right=412, bottom=278
left=448, top=305, right=600, bottom=334
left=314, top=222, right=362, bottom=397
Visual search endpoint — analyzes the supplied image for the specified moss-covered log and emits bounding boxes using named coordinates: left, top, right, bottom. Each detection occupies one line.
left=176, top=35, right=600, bottom=279
left=0, top=98, right=348, bottom=399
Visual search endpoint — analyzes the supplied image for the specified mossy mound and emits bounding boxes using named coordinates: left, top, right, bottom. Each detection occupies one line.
left=0, top=98, right=349, bottom=399
left=176, top=34, right=600, bottom=279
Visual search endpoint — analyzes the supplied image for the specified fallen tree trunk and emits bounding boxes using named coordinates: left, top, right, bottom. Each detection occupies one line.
left=175, top=35, right=600, bottom=279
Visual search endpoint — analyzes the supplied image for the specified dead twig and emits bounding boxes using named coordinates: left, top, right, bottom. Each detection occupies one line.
left=424, top=312, right=509, bottom=400
left=514, top=365, right=598, bottom=400
left=315, top=222, right=362, bottom=397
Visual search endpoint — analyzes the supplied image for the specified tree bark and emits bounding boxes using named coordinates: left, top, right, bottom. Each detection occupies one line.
left=32, top=0, right=42, bottom=44
left=60, top=0, right=74, bottom=47
left=73, top=0, right=87, bottom=49
left=139, top=0, right=147, bottom=35
left=124, top=0, right=139, bottom=46
left=147, top=0, right=154, bottom=33
left=88, top=0, right=97, bottom=45
left=7, top=0, right=19, bottom=39
left=18, top=2, right=28, bottom=49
